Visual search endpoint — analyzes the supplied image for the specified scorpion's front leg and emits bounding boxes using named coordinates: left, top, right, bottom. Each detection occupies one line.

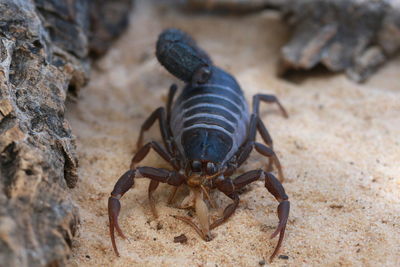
left=234, top=170, right=290, bottom=261
left=108, top=167, right=185, bottom=256
left=210, top=177, right=240, bottom=229
left=216, top=170, right=289, bottom=261
left=108, top=170, right=135, bottom=256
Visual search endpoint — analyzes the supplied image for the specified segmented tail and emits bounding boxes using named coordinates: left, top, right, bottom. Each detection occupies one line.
left=156, top=28, right=212, bottom=83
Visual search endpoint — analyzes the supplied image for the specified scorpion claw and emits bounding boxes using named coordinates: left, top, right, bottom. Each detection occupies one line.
left=269, top=200, right=290, bottom=261
left=108, top=196, right=126, bottom=256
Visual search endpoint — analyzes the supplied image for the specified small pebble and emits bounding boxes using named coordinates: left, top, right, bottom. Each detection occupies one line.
left=278, top=255, right=289, bottom=260
left=174, top=234, right=188, bottom=244
left=329, top=204, right=344, bottom=209
left=258, top=259, right=266, bottom=265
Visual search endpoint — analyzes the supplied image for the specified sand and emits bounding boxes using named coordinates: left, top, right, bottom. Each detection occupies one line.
left=65, top=1, right=400, bottom=266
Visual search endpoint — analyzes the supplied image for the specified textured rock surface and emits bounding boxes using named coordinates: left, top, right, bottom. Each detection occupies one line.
left=0, top=0, right=132, bottom=266
left=88, top=0, right=133, bottom=58
left=184, top=0, right=278, bottom=13
left=279, top=0, right=400, bottom=82
left=183, top=0, right=400, bottom=82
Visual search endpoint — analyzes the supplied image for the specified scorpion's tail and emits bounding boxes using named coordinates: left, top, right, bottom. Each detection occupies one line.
left=156, top=28, right=213, bottom=83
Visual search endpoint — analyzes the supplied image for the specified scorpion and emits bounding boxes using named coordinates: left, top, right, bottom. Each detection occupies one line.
left=108, top=28, right=290, bottom=261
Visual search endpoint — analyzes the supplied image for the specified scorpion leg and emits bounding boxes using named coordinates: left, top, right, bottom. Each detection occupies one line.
left=108, top=167, right=185, bottom=256
left=257, top=117, right=274, bottom=171
left=231, top=169, right=290, bottom=261
left=252, top=94, right=288, bottom=119
left=210, top=178, right=240, bottom=229
left=137, top=84, right=177, bottom=151
left=226, top=114, right=257, bottom=174
left=233, top=114, right=258, bottom=170
left=234, top=119, right=284, bottom=181
left=167, top=186, right=179, bottom=205
left=130, top=141, right=178, bottom=170
left=166, top=84, right=177, bottom=124
left=108, top=170, right=135, bottom=256
left=233, top=115, right=274, bottom=173
left=236, top=142, right=284, bottom=181
left=136, top=107, right=168, bottom=150
left=130, top=141, right=178, bottom=217
left=148, top=180, right=159, bottom=218
left=253, top=94, right=288, bottom=170
left=210, top=194, right=239, bottom=230
left=254, top=142, right=284, bottom=182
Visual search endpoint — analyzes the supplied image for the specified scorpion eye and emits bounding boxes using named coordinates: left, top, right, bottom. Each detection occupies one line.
left=191, top=160, right=202, bottom=172
left=206, top=162, right=217, bottom=175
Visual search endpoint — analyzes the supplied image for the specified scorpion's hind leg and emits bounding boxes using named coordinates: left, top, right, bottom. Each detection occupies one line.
left=252, top=94, right=288, bottom=119
left=136, top=84, right=177, bottom=151
left=257, top=117, right=275, bottom=172
left=136, top=107, right=169, bottom=150
left=252, top=94, right=288, bottom=172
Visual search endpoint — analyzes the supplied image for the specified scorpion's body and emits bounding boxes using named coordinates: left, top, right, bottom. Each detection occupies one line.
left=108, top=29, right=290, bottom=262
left=171, top=66, right=249, bottom=165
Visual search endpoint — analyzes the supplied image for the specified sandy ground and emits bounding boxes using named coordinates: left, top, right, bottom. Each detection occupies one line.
left=65, top=1, right=400, bottom=266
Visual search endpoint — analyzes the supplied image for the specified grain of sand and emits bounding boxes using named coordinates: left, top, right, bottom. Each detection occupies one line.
left=66, top=1, right=400, bottom=266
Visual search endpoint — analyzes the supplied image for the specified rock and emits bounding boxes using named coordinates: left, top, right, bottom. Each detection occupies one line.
left=279, top=0, right=400, bottom=82
left=0, top=0, right=132, bottom=266
left=180, top=0, right=400, bottom=82
left=88, top=0, right=133, bottom=58
left=183, top=0, right=279, bottom=14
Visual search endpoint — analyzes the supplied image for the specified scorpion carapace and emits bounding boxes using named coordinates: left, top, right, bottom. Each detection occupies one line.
left=108, top=28, right=290, bottom=261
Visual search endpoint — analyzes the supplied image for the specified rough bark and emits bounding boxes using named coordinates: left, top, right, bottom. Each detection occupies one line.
left=0, top=0, right=132, bottom=266
left=182, top=0, right=400, bottom=82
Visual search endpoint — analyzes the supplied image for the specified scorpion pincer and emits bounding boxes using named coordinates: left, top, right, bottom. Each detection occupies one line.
left=108, top=28, right=290, bottom=261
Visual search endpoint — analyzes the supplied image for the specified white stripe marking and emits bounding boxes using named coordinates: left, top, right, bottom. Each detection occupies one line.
left=180, top=93, right=244, bottom=112
left=183, top=103, right=241, bottom=121
left=193, top=83, right=243, bottom=99
left=182, top=113, right=237, bottom=129
left=181, top=123, right=233, bottom=136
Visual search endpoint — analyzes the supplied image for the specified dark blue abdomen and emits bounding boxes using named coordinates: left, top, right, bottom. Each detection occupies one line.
left=170, top=66, right=249, bottom=164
